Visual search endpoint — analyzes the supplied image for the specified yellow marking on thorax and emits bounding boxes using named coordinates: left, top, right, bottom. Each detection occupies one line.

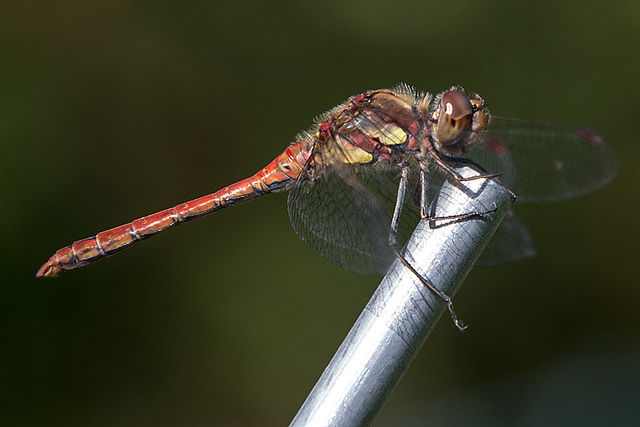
left=327, top=136, right=374, bottom=165
left=370, top=122, right=407, bottom=146
left=356, top=111, right=407, bottom=146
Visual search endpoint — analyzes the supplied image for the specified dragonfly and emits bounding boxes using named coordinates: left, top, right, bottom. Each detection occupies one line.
left=36, top=84, right=617, bottom=330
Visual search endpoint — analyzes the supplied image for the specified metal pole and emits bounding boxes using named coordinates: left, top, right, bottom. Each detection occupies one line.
left=290, top=167, right=515, bottom=427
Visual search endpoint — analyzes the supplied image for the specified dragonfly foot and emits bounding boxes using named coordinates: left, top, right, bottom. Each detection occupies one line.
left=446, top=299, right=468, bottom=332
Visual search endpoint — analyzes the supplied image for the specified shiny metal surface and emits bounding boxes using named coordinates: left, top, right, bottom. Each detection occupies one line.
left=290, top=167, right=514, bottom=427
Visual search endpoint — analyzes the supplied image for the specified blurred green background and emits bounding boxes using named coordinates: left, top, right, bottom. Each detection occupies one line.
left=2, top=1, right=639, bottom=425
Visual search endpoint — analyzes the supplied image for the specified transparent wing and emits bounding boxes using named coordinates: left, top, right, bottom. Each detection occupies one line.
left=288, top=164, right=394, bottom=275
left=287, top=146, right=425, bottom=276
left=425, top=166, right=535, bottom=267
left=467, top=118, right=618, bottom=203
left=288, top=115, right=614, bottom=273
left=475, top=208, right=535, bottom=267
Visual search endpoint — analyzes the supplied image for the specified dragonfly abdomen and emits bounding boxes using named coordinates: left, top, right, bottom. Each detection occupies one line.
left=36, top=143, right=310, bottom=277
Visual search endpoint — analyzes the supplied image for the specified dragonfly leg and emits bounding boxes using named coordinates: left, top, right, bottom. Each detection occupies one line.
left=421, top=151, right=499, bottom=222
left=437, top=155, right=501, bottom=182
left=419, top=159, right=429, bottom=219
left=388, top=165, right=408, bottom=248
left=391, top=246, right=467, bottom=331
left=389, top=164, right=467, bottom=331
left=429, top=145, right=501, bottom=182
left=439, top=153, right=490, bottom=174
left=424, top=204, right=498, bottom=223
left=415, top=158, right=497, bottom=223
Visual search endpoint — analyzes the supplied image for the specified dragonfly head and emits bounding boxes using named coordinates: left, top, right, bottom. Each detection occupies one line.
left=429, top=87, right=490, bottom=155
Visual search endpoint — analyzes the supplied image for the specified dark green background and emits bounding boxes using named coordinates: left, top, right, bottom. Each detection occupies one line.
left=2, top=1, right=639, bottom=425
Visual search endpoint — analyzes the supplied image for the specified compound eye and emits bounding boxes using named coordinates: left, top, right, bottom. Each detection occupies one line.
left=435, top=90, right=473, bottom=146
